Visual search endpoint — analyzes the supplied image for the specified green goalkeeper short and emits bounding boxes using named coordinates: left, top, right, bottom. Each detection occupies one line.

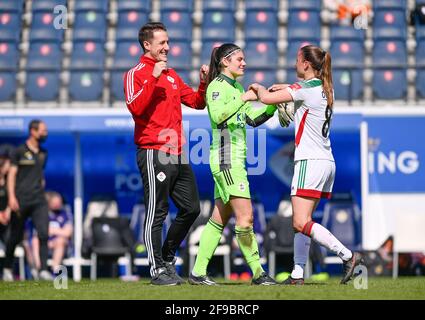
left=213, top=167, right=251, bottom=204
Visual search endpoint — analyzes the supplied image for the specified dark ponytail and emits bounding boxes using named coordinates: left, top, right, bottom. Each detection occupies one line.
left=301, top=45, right=334, bottom=108
left=206, top=43, right=241, bottom=86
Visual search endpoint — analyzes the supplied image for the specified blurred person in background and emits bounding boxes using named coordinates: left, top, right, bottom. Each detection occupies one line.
left=0, top=145, right=14, bottom=248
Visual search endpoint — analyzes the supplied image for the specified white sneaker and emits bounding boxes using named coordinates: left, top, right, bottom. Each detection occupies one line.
left=2, top=268, right=14, bottom=282
left=31, top=268, right=40, bottom=280
left=39, top=270, right=53, bottom=281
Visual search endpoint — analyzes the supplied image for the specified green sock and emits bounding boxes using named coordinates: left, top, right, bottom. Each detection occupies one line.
left=192, top=218, right=224, bottom=276
left=235, top=226, right=264, bottom=279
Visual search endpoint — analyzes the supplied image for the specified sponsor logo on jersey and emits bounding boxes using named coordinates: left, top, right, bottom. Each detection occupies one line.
left=212, top=92, right=220, bottom=100
left=167, top=76, right=175, bottom=84
left=157, top=171, right=166, bottom=182
left=289, top=83, right=302, bottom=90
left=239, top=182, right=245, bottom=191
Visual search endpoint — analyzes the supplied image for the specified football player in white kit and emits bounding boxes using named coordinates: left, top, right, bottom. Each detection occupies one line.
left=249, top=45, right=363, bottom=285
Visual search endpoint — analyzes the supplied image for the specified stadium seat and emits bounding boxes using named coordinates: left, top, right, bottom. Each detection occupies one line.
left=202, top=11, right=235, bottom=41
left=27, top=42, right=62, bottom=70
left=167, top=41, right=192, bottom=70
left=287, top=10, right=321, bottom=41
left=416, top=40, right=425, bottom=67
left=116, top=10, right=149, bottom=42
left=286, top=40, right=319, bottom=66
left=70, top=41, right=105, bottom=70
left=285, top=68, right=302, bottom=84
left=113, top=41, right=142, bottom=70
left=0, top=0, right=24, bottom=13
left=416, top=24, right=425, bottom=41
left=372, top=40, right=407, bottom=67
left=200, top=40, right=224, bottom=65
left=73, top=11, right=107, bottom=42
left=244, top=41, right=278, bottom=69
left=0, top=42, right=19, bottom=71
left=30, top=11, right=64, bottom=42
left=0, top=72, right=16, bottom=101
left=329, top=25, right=365, bottom=42
left=373, top=9, right=407, bottom=40
left=244, top=10, right=278, bottom=41
left=31, top=0, right=66, bottom=12
left=160, top=0, right=193, bottom=12
left=333, top=69, right=364, bottom=101
left=110, top=70, right=126, bottom=101
left=245, top=0, right=279, bottom=11
left=330, top=41, right=364, bottom=68
left=372, top=69, right=407, bottom=100
left=69, top=71, right=104, bottom=101
left=373, top=0, right=407, bottom=10
left=74, top=0, right=109, bottom=13
left=203, top=0, right=236, bottom=11
left=241, top=69, right=277, bottom=90
left=0, top=12, right=21, bottom=42
left=117, top=0, right=150, bottom=12
left=160, top=10, right=192, bottom=41
left=288, top=0, right=321, bottom=11
left=416, top=69, right=425, bottom=99
left=25, top=71, right=60, bottom=101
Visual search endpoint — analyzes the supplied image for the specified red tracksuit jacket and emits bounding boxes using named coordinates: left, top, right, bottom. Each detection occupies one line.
left=124, top=55, right=206, bottom=155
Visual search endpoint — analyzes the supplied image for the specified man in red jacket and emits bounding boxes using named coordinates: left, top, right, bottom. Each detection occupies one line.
left=124, top=22, right=208, bottom=285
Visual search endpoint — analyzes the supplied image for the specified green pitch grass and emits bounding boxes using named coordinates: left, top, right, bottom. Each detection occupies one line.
left=0, top=277, right=424, bottom=300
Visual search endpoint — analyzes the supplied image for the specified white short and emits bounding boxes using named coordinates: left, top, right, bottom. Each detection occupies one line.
left=291, top=159, right=335, bottom=199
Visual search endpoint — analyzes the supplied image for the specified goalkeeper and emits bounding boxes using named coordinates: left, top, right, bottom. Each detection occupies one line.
left=188, top=43, right=277, bottom=286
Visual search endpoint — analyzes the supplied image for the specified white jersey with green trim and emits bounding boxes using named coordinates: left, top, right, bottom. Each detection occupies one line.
left=286, top=78, right=334, bottom=162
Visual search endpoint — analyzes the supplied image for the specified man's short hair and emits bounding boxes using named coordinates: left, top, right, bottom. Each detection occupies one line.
left=28, top=119, right=43, bottom=133
left=138, top=22, right=167, bottom=53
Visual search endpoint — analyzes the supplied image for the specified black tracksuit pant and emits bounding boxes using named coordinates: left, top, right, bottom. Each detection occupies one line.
left=5, top=201, right=49, bottom=271
left=137, top=148, right=200, bottom=277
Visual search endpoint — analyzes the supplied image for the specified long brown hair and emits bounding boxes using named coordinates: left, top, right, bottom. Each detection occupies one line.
left=206, top=43, right=241, bottom=86
left=301, top=45, right=334, bottom=108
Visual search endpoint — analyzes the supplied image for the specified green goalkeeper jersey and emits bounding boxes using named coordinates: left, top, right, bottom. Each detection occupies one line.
left=207, top=74, right=277, bottom=174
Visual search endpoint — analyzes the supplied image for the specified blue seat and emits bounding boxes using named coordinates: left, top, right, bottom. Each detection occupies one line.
left=416, top=69, right=425, bottom=99
left=117, top=0, right=150, bottom=12
left=416, top=40, right=425, bottom=67
left=373, top=0, right=407, bottom=10
left=322, top=200, right=362, bottom=250
left=329, top=25, right=365, bottom=41
left=373, top=9, right=407, bottom=40
left=372, top=40, right=406, bottom=67
left=73, top=11, right=107, bottom=41
left=31, top=0, right=66, bottom=12
left=245, top=0, right=279, bottom=11
left=160, top=0, right=193, bottom=11
left=287, top=10, right=321, bottom=41
left=0, top=0, right=24, bottom=13
left=200, top=40, right=225, bottom=65
left=116, top=11, right=149, bottom=41
left=333, top=69, right=363, bottom=101
left=174, top=69, right=191, bottom=86
left=202, top=11, right=235, bottom=41
left=0, top=42, right=19, bottom=70
left=203, top=0, right=236, bottom=11
left=113, top=41, right=142, bottom=70
left=288, top=0, right=321, bottom=11
left=25, top=71, right=60, bottom=101
left=416, top=23, right=425, bottom=41
left=286, top=40, right=319, bottom=66
left=69, top=71, right=104, bottom=101
left=0, top=72, right=16, bottom=101
left=372, top=69, right=407, bottom=99
left=27, top=42, right=62, bottom=70
left=0, top=12, right=21, bottom=42
left=110, top=70, right=126, bottom=101
left=30, top=11, right=64, bottom=42
left=244, top=10, right=278, bottom=41
left=330, top=41, right=364, bottom=68
left=161, top=10, right=192, bottom=41
left=241, top=69, right=277, bottom=89
left=167, top=41, right=191, bottom=70
left=244, top=41, right=278, bottom=69
left=70, top=41, right=104, bottom=70
left=74, top=0, right=109, bottom=13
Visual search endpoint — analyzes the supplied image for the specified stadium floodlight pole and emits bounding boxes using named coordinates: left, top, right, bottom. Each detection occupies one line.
left=73, top=132, right=83, bottom=282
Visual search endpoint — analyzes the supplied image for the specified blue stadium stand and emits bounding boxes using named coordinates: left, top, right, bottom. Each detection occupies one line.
left=167, top=41, right=192, bottom=70
left=160, top=0, right=193, bottom=12
left=117, top=0, right=150, bottom=12
left=244, top=10, right=278, bottom=41
left=160, top=10, right=192, bottom=41
left=0, top=71, right=16, bottom=101
left=241, top=70, right=277, bottom=90
left=372, top=69, right=407, bottom=100
left=27, top=42, right=62, bottom=70
left=200, top=40, right=226, bottom=65
left=285, top=68, right=302, bottom=84
left=416, top=23, right=425, bottom=41
left=30, top=11, right=64, bottom=42
left=330, top=41, right=364, bottom=68
left=0, top=0, right=24, bottom=13
left=0, top=42, right=19, bottom=71
left=416, top=40, right=425, bottom=67
left=287, top=10, right=321, bottom=41
left=372, top=40, right=407, bottom=67
left=203, top=0, right=236, bottom=11
left=333, top=69, right=364, bottom=101
left=416, top=69, right=425, bottom=99
left=25, top=72, right=60, bottom=101
left=288, top=0, right=321, bottom=11
left=31, top=0, right=66, bottom=12
left=173, top=69, right=191, bottom=86
left=74, top=0, right=109, bottom=13
left=244, top=41, right=278, bottom=69
left=113, top=42, right=141, bottom=70
left=116, top=10, right=149, bottom=42
left=372, top=0, right=407, bottom=10
left=110, top=70, right=126, bottom=102
left=329, top=24, right=365, bottom=42
left=245, top=0, right=279, bottom=11
left=73, top=10, right=107, bottom=42
left=70, top=41, right=104, bottom=70
left=286, top=40, right=319, bottom=65
left=373, top=9, right=407, bottom=40
left=0, top=11, right=21, bottom=42
left=201, top=11, right=235, bottom=41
